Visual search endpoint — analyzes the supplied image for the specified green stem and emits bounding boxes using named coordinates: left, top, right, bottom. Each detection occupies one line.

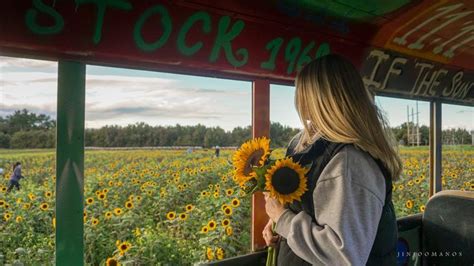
left=266, top=223, right=277, bottom=266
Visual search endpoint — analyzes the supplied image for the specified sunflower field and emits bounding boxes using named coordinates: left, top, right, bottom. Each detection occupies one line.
left=0, top=146, right=472, bottom=265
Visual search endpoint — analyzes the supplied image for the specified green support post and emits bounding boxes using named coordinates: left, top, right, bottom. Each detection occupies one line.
left=56, top=61, right=86, bottom=265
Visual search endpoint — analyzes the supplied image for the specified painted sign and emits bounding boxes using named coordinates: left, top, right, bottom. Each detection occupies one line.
left=1, top=0, right=370, bottom=82
left=380, top=0, right=474, bottom=71
left=361, top=49, right=473, bottom=105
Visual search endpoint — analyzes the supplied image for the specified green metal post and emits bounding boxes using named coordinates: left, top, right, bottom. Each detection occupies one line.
left=56, top=61, right=86, bottom=265
left=429, top=100, right=442, bottom=197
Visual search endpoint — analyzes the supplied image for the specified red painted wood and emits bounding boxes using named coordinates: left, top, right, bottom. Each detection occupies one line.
left=0, top=1, right=368, bottom=84
left=251, top=79, right=270, bottom=251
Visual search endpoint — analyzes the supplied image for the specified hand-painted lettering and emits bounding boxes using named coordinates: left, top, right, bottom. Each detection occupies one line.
left=261, top=38, right=284, bottom=71
left=209, top=16, right=248, bottom=67
left=75, top=0, right=132, bottom=45
left=177, top=11, right=211, bottom=56
left=25, top=0, right=64, bottom=35
left=134, top=5, right=172, bottom=52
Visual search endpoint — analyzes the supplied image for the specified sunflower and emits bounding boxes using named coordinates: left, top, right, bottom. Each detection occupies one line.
left=4, top=212, right=12, bottom=221
left=206, top=247, right=214, bottom=260
left=179, top=213, right=188, bottom=221
left=98, top=193, right=106, bottom=200
left=207, top=220, right=217, bottom=230
left=221, top=219, right=230, bottom=227
left=91, top=218, right=99, bottom=226
left=125, top=201, right=134, bottom=209
left=225, top=188, right=234, bottom=196
left=221, top=204, right=230, bottom=212
left=105, top=211, right=113, bottom=219
left=86, top=197, right=94, bottom=205
left=232, top=137, right=271, bottom=186
left=185, top=204, right=194, bottom=212
left=45, top=191, right=52, bottom=198
left=40, top=203, right=49, bottom=211
left=216, top=247, right=225, bottom=260
left=223, top=206, right=233, bottom=216
left=398, top=184, right=404, bottom=190
left=16, top=216, right=23, bottom=223
left=0, top=200, right=5, bottom=207
left=118, top=241, right=131, bottom=253
left=265, top=157, right=308, bottom=204
left=114, top=208, right=123, bottom=216
left=405, top=200, right=414, bottom=209
left=213, top=192, right=219, bottom=198
left=226, top=226, right=233, bottom=236
left=106, top=257, right=120, bottom=266
left=231, top=198, right=240, bottom=207
left=166, top=211, right=176, bottom=220
left=201, top=225, right=209, bottom=234
left=28, top=193, right=36, bottom=201
left=419, top=205, right=426, bottom=212
left=135, top=196, right=142, bottom=201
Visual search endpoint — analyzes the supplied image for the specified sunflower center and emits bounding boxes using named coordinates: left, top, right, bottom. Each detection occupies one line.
left=243, top=149, right=264, bottom=175
left=271, top=167, right=300, bottom=195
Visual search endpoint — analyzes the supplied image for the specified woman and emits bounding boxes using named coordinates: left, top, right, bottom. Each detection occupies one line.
left=263, top=54, right=401, bottom=266
left=7, top=162, right=24, bottom=193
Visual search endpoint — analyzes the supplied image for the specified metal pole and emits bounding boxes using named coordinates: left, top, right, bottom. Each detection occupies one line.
left=411, top=107, right=414, bottom=146
left=56, top=61, right=85, bottom=265
left=429, top=101, right=442, bottom=197
left=416, top=101, right=420, bottom=146
left=251, top=79, right=270, bottom=252
left=407, top=105, right=410, bottom=146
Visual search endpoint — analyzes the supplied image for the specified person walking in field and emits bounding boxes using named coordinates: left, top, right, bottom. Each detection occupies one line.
left=7, top=162, right=24, bottom=193
left=215, top=146, right=220, bottom=158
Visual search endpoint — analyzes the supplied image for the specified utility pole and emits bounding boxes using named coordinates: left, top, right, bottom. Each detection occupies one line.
left=416, top=101, right=420, bottom=146
left=412, top=107, right=414, bottom=146
left=407, top=106, right=410, bottom=146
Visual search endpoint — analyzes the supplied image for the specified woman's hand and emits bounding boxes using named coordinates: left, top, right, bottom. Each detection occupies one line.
left=264, top=192, right=286, bottom=223
left=262, top=219, right=279, bottom=247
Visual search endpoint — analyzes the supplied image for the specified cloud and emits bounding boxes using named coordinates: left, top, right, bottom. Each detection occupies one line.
left=1, top=67, right=252, bottom=130
left=0, top=56, right=57, bottom=71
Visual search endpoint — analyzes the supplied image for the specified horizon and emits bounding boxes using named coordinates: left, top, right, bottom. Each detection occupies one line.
left=1, top=56, right=472, bottom=131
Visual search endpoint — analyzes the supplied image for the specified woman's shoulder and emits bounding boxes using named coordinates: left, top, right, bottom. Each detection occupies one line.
left=318, top=145, right=386, bottom=202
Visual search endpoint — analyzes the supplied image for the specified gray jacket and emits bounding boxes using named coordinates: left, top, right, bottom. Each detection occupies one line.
left=275, top=145, right=386, bottom=265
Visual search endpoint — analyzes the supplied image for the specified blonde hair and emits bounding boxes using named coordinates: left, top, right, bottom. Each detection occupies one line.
left=294, top=54, right=402, bottom=180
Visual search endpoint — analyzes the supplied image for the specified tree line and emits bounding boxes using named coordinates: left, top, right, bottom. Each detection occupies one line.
left=0, top=109, right=471, bottom=149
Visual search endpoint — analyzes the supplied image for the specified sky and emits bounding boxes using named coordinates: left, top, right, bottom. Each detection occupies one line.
left=1, top=56, right=472, bottom=131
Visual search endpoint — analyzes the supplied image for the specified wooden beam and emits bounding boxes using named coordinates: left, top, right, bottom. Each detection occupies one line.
left=251, top=79, right=270, bottom=251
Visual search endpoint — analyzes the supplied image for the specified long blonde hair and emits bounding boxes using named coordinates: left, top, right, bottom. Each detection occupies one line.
left=294, top=54, right=402, bottom=180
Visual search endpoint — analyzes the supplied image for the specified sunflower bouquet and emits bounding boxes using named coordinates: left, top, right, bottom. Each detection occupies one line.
left=232, top=137, right=310, bottom=266
left=232, top=137, right=310, bottom=205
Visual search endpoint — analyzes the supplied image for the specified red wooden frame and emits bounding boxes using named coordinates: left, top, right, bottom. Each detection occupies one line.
left=251, top=79, right=270, bottom=251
